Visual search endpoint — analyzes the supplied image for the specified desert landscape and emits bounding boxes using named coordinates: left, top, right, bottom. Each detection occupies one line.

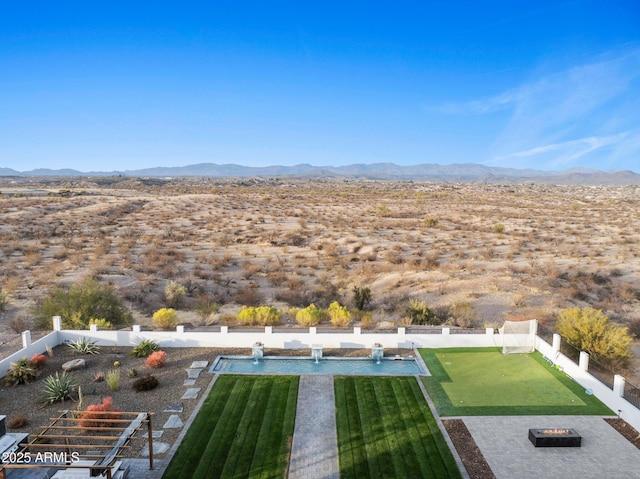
left=1, top=176, right=640, bottom=380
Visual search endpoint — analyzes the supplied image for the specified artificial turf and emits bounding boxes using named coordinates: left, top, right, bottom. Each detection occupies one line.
left=334, top=376, right=462, bottom=479
left=162, top=375, right=299, bottom=479
left=420, top=347, right=614, bottom=416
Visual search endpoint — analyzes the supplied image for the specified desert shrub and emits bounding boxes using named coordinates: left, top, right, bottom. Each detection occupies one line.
left=275, top=288, right=311, bottom=307
left=328, top=301, right=352, bottom=328
left=397, top=316, right=414, bottom=326
left=238, top=306, right=282, bottom=326
left=105, top=369, right=120, bottom=391
left=492, top=223, right=505, bottom=234
left=127, top=368, right=139, bottom=378
left=353, top=286, right=372, bottom=311
left=30, top=353, right=48, bottom=369
left=237, top=306, right=257, bottom=326
left=308, top=281, right=340, bottom=309
left=0, top=288, right=9, bottom=312
left=130, top=339, right=160, bottom=358
left=449, top=301, right=478, bottom=328
left=233, top=286, right=263, bottom=306
left=92, top=371, right=105, bottom=383
left=7, top=414, right=28, bottom=429
left=68, top=337, right=100, bottom=355
left=556, top=307, right=633, bottom=369
left=88, top=318, right=113, bottom=330
left=4, top=358, right=38, bottom=386
left=153, top=308, right=178, bottom=330
left=219, top=313, right=237, bottom=326
left=146, top=350, right=166, bottom=368
left=132, top=374, right=159, bottom=392
left=194, top=297, right=221, bottom=322
left=405, top=300, right=439, bottom=325
left=164, top=280, right=186, bottom=308
left=295, top=304, right=324, bottom=327
left=42, top=371, right=77, bottom=403
left=431, top=305, right=452, bottom=324
left=423, top=216, right=439, bottom=228
left=626, top=318, right=640, bottom=339
left=8, top=316, right=29, bottom=334
left=359, top=312, right=375, bottom=329
left=375, top=204, right=391, bottom=217
left=34, top=279, right=132, bottom=329
left=255, top=306, right=282, bottom=326
left=78, top=397, right=122, bottom=429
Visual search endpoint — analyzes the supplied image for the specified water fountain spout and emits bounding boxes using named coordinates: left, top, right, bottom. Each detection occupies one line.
left=252, top=342, right=264, bottom=364
left=312, top=345, right=323, bottom=364
left=372, top=343, right=384, bottom=364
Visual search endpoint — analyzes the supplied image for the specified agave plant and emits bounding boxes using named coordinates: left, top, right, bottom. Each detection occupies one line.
left=130, top=339, right=160, bottom=358
left=42, top=372, right=77, bottom=404
left=68, top=337, right=101, bottom=355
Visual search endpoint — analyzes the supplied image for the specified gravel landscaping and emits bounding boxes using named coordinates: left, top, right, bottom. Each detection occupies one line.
left=0, top=344, right=247, bottom=458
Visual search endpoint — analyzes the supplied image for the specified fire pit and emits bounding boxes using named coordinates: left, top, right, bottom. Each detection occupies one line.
left=528, top=428, right=581, bottom=447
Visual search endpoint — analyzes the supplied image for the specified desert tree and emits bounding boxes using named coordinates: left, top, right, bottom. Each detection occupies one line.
left=34, top=280, right=132, bottom=329
left=556, top=307, right=633, bottom=370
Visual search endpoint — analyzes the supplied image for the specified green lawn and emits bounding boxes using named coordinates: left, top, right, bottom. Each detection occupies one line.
left=420, top=347, right=613, bottom=416
left=335, top=376, right=462, bottom=479
left=162, top=375, right=299, bottom=479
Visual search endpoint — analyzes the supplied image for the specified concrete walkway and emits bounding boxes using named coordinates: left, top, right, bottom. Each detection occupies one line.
left=463, top=415, right=640, bottom=479
left=288, top=375, right=340, bottom=479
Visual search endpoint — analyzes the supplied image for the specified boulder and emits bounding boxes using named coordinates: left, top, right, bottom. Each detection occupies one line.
left=62, top=358, right=86, bottom=372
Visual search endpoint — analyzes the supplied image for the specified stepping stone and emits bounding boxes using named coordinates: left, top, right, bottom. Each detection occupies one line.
left=163, top=415, right=184, bottom=429
left=184, top=379, right=196, bottom=386
left=140, top=441, right=170, bottom=456
left=190, top=361, right=208, bottom=369
left=152, top=430, right=164, bottom=439
left=164, top=403, right=184, bottom=413
left=186, top=368, right=202, bottom=379
left=61, top=358, right=86, bottom=372
left=181, top=388, right=201, bottom=399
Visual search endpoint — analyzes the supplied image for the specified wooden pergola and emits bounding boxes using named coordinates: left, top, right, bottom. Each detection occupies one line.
left=0, top=410, right=153, bottom=479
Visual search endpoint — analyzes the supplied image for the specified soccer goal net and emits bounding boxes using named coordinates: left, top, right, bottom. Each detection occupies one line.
left=499, top=319, right=537, bottom=354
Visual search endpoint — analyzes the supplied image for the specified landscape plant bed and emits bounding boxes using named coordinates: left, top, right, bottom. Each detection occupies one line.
left=0, top=345, right=239, bottom=451
left=334, top=376, right=461, bottom=479
left=420, top=348, right=613, bottom=416
left=163, top=374, right=299, bottom=479
left=605, top=418, right=640, bottom=449
left=442, top=419, right=495, bottom=479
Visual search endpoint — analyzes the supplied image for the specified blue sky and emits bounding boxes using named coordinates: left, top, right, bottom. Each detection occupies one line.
left=1, top=1, right=639, bottom=172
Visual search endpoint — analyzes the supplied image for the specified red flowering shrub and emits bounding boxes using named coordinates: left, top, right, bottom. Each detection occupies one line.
left=145, top=350, right=166, bottom=369
left=78, top=397, right=122, bottom=429
left=30, top=354, right=47, bottom=369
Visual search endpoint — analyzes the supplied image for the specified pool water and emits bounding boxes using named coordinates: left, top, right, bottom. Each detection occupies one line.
left=210, top=356, right=424, bottom=375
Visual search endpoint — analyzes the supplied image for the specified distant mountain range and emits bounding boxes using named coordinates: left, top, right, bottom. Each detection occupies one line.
left=1, top=162, right=639, bottom=185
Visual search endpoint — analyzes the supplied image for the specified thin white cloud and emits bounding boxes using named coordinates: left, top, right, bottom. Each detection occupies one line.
left=439, top=46, right=640, bottom=169
left=437, top=88, right=525, bottom=115
left=491, top=133, right=629, bottom=169
left=488, top=49, right=640, bottom=168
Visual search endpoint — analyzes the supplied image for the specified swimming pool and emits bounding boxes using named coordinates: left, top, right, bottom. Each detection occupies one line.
left=210, top=356, right=424, bottom=375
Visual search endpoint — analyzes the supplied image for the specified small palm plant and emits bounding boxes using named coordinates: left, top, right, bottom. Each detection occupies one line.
left=42, top=372, right=77, bottom=403
left=4, top=358, right=38, bottom=386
